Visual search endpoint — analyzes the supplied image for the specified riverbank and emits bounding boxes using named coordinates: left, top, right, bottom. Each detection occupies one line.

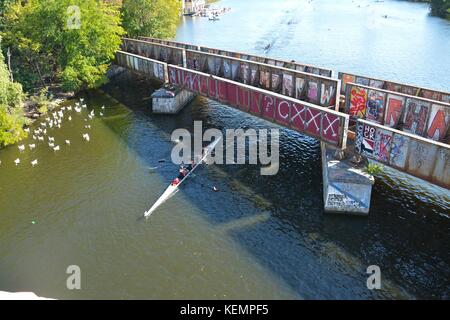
left=406, top=0, right=450, bottom=19
left=23, top=85, right=75, bottom=121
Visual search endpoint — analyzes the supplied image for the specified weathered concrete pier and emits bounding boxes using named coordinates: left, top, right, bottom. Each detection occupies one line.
left=151, top=86, right=196, bottom=114
left=321, top=143, right=374, bottom=215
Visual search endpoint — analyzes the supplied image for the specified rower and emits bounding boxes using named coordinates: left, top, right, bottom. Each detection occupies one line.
left=186, top=160, right=195, bottom=171
left=171, top=178, right=180, bottom=186
left=178, top=166, right=188, bottom=180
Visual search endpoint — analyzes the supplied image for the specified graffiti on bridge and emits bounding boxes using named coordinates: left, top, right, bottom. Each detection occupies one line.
left=355, top=119, right=450, bottom=189
left=168, top=65, right=348, bottom=148
left=346, top=83, right=450, bottom=143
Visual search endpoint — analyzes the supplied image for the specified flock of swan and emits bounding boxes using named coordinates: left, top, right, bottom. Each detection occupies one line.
left=0, top=98, right=105, bottom=168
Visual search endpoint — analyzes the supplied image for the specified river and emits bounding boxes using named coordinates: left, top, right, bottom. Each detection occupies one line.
left=0, top=0, right=449, bottom=299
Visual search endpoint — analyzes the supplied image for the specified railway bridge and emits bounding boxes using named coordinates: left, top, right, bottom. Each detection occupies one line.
left=112, top=37, right=450, bottom=214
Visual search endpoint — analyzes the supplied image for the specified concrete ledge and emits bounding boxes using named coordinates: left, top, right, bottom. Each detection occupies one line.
left=321, top=142, right=374, bottom=216
left=152, top=87, right=196, bottom=114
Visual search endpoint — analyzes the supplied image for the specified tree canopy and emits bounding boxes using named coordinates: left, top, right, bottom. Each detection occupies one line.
left=122, top=0, right=181, bottom=38
left=430, top=0, right=450, bottom=17
left=1, top=0, right=125, bottom=92
left=0, top=38, right=26, bottom=147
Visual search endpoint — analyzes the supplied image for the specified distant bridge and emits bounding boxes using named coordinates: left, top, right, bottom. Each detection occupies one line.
left=115, top=37, right=449, bottom=189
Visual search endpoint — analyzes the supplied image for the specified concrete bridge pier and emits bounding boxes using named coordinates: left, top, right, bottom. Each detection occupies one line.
left=151, top=86, right=196, bottom=114
left=321, top=142, right=374, bottom=216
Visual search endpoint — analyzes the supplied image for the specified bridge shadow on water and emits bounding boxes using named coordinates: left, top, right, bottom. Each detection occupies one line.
left=90, top=71, right=449, bottom=299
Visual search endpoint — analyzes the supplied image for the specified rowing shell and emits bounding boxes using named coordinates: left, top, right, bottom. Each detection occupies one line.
left=144, top=137, right=222, bottom=218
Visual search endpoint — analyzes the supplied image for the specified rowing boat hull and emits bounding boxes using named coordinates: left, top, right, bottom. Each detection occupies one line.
left=144, top=137, right=222, bottom=218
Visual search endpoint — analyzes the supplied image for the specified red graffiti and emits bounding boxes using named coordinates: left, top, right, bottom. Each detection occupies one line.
left=384, top=96, right=403, bottom=127
left=349, top=87, right=367, bottom=118
left=427, top=109, right=448, bottom=141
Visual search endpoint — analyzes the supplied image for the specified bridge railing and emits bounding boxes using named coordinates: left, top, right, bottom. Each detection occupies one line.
left=123, top=38, right=341, bottom=111
left=122, top=38, right=185, bottom=67
left=138, top=36, right=334, bottom=77
left=115, top=50, right=349, bottom=149
left=116, top=50, right=168, bottom=83
left=345, top=83, right=450, bottom=143
left=183, top=49, right=340, bottom=110
left=339, top=72, right=450, bottom=104
left=355, top=119, right=449, bottom=189
left=168, top=64, right=348, bottom=148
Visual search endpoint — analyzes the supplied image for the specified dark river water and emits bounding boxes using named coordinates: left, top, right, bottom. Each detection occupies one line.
left=0, top=0, right=449, bottom=299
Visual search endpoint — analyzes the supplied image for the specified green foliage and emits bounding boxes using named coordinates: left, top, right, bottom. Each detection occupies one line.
left=0, top=105, right=28, bottom=147
left=430, top=0, right=450, bottom=17
left=122, top=0, right=181, bottom=39
left=0, top=41, right=27, bottom=147
left=0, top=0, right=14, bottom=29
left=1, top=0, right=125, bottom=92
left=364, top=163, right=384, bottom=176
left=0, top=39, right=23, bottom=108
left=30, top=87, right=54, bottom=114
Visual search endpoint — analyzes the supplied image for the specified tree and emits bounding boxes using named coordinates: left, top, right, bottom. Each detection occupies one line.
left=0, top=0, right=14, bottom=25
left=0, top=37, right=26, bottom=147
left=122, top=0, right=181, bottom=39
left=430, top=0, right=450, bottom=17
left=2, top=0, right=125, bottom=92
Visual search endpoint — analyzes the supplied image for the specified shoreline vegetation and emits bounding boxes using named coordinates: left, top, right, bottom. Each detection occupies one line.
left=0, top=0, right=448, bottom=149
left=0, top=0, right=180, bottom=149
left=408, top=0, right=450, bottom=19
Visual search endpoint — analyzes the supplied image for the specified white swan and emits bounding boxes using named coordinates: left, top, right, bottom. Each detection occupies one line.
left=29, top=144, right=36, bottom=150
left=14, top=158, right=20, bottom=166
left=18, top=145, right=25, bottom=152
left=65, top=140, right=71, bottom=145
left=82, top=133, right=90, bottom=142
left=31, top=159, right=38, bottom=167
left=53, top=145, right=60, bottom=152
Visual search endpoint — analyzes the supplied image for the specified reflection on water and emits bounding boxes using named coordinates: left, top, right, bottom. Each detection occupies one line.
left=0, top=0, right=449, bottom=299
